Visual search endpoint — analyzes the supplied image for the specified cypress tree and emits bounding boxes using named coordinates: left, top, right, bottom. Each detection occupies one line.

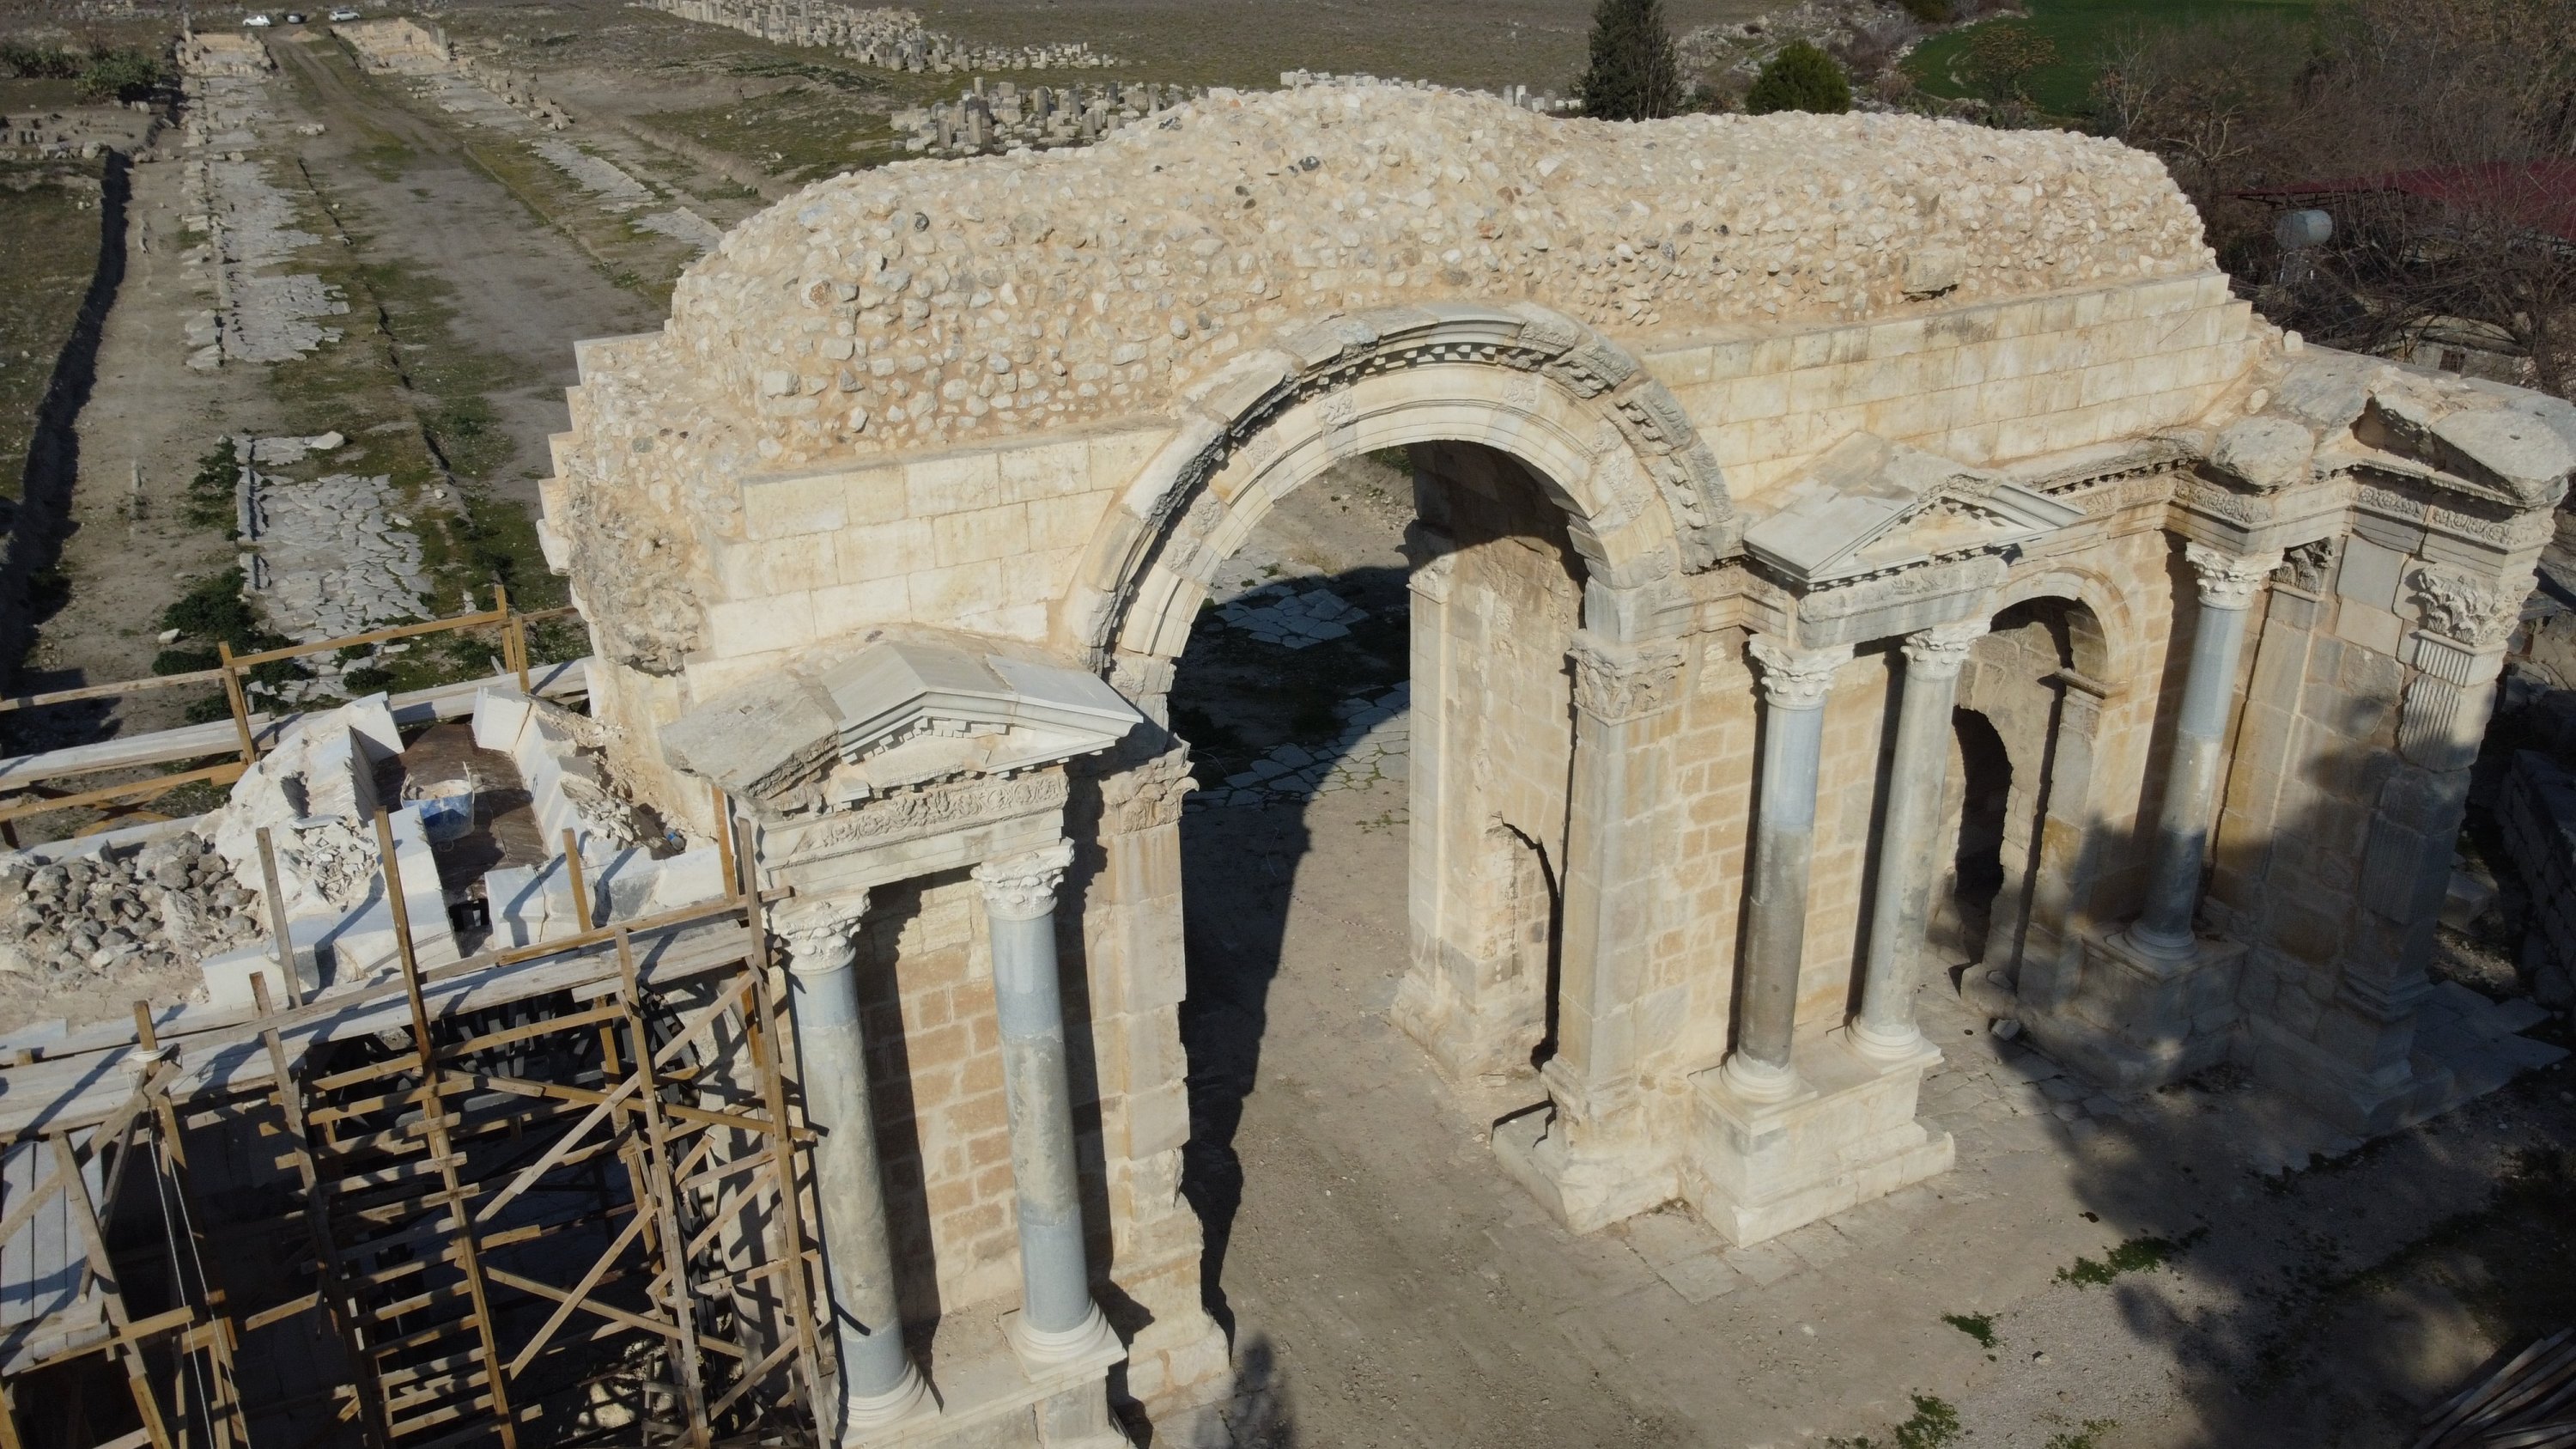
left=1744, top=40, right=1852, bottom=115
left=1576, top=0, right=1684, bottom=122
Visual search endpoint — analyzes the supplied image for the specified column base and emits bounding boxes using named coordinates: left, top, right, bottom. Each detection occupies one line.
left=2022, top=923, right=2247, bottom=1092
left=1682, top=1027, right=1953, bottom=1248
left=854, top=1307, right=1130, bottom=1449
left=1005, top=1302, right=1123, bottom=1374
left=844, top=1365, right=937, bottom=1437
left=1491, top=1103, right=1676, bottom=1235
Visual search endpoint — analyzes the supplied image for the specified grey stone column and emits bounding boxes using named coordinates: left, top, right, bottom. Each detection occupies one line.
left=1852, top=622, right=1986, bottom=1059
left=2126, top=544, right=2283, bottom=959
left=974, top=840, right=1117, bottom=1367
left=775, top=896, right=931, bottom=1434
left=1723, top=637, right=1851, bottom=1101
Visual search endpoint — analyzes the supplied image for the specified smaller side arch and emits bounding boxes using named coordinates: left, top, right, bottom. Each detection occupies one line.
left=1986, top=563, right=2136, bottom=686
left=1057, top=303, right=1740, bottom=668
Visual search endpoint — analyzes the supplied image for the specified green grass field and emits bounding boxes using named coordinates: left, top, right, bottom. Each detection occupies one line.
left=1905, top=0, right=2317, bottom=117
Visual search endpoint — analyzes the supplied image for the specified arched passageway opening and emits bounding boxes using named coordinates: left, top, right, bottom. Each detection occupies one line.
left=1161, top=436, right=1588, bottom=1367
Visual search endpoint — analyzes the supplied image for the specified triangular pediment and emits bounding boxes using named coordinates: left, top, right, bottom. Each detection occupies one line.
left=1742, top=432, right=2083, bottom=586
left=661, top=633, right=1144, bottom=813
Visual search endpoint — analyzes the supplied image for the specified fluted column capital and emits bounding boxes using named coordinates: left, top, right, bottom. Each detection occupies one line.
left=1899, top=620, right=1990, bottom=679
left=974, top=839, right=1076, bottom=922
left=2183, top=542, right=2286, bottom=611
left=1747, top=636, right=1852, bottom=711
left=771, top=892, right=868, bottom=976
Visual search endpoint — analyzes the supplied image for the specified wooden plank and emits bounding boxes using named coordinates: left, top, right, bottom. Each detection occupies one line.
left=0, top=657, right=591, bottom=790
left=617, top=933, right=711, bottom=1446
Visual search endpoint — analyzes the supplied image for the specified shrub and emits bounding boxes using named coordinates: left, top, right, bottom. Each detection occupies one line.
left=160, top=568, right=259, bottom=648
left=0, top=45, right=84, bottom=80
left=76, top=49, right=164, bottom=103
left=1899, top=0, right=1953, bottom=21
left=1747, top=40, right=1852, bottom=114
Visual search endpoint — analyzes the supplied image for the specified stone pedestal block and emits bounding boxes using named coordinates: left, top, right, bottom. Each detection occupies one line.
left=1681, top=1028, right=1952, bottom=1246
left=1490, top=1105, right=1677, bottom=1235
left=857, top=1308, right=1131, bottom=1449
left=2026, top=925, right=2248, bottom=1090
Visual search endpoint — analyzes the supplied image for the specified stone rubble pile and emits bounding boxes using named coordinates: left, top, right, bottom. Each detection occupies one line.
left=1214, top=581, right=1367, bottom=648
left=1195, top=683, right=1411, bottom=812
left=894, top=78, right=1205, bottom=157
left=646, top=0, right=1120, bottom=72
left=173, top=60, right=348, bottom=370
left=574, top=87, right=2213, bottom=488
left=0, top=837, right=265, bottom=985
left=1280, top=70, right=1577, bottom=115
left=178, top=27, right=275, bottom=78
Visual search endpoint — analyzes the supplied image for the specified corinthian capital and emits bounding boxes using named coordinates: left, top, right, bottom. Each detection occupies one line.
left=769, top=892, right=869, bottom=975
left=1747, top=636, right=1852, bottom=710
left=1568, top=631, right=1686, bottom=723
left=2183, top=542, right=2286, bottom=611
left=974, top=838, right=1077, bottom=922
left=1900, top=620, right=1989, bottom=679
left=2407, top=565, right=2524, bottom=648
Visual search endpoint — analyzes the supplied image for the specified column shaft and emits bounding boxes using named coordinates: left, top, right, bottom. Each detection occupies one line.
left=2130, top=545, right=2280, bottom=955
left=975, top=841, right=1114, bottom=1364
left=1725, top=639, right=1849, bottom=1099
left=1854, top=624, right=1981, bottom=1055
left=779, top=900, right=927, bottom=1432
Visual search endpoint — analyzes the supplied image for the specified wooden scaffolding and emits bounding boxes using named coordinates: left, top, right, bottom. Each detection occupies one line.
left=0, top=819, right=830, bottom=1449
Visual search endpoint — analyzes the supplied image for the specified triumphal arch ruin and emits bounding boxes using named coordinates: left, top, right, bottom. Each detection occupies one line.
left=535, top=87, right=2575, bottom=1444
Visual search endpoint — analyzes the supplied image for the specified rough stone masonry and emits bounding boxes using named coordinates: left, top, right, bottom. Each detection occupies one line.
left=538, top=86, right=2576, bottom=1447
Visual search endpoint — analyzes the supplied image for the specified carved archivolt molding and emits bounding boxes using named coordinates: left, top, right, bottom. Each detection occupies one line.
left=2407, top=565, right=2523, bottom=648
left=1085, top=303, right=1733, bottom=667
left=974, top=838, right=1077, bottom=922
left=1747, top=637, right=1852, bottom=710
left=2183, top=542, right=2285, bottom=610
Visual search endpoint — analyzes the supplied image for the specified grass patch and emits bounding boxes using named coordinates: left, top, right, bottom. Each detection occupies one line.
left=183, top=437, right=240, bottom=533
left=1905, top=0, right=2317, bottom=116
left=1941, top=1312, right=1997, bottom=1348
left=648, top=82, right=913, bottom=183
left=2045, top=1421, right=2118, bottom=1449
left=2057, top=1228, right=2208, bottom=1288
left=1830, top=1394, right=1965, bottom=1449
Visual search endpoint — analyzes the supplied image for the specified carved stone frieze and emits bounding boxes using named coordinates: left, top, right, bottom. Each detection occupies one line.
left=768, top=770, right=1070, bottom=864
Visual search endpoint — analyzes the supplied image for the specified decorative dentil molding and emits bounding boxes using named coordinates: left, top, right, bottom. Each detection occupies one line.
left=974, top=837, right=1077, bottom=922
left=2407, top=565, right=2523, bottom=648
left=1747, top=636, right=1853, bottom=710
left=2182, top=542, right=2286, bottom=610
left=1568, top=633, right=1687, bottom=723
left=1901, top=619, right=1990, bottom=680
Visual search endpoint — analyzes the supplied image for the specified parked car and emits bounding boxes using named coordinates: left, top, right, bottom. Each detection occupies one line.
left=327, top=7, right=360, bottom=19
left=283, top=11, right=307, bottom=22
left=244, top=12, right=272, bottom=24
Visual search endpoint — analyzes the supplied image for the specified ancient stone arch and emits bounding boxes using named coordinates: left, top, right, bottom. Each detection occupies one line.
left=1063, top=303, right=1722, bottom=667
left=537, top=87, right=2576, bottom=1446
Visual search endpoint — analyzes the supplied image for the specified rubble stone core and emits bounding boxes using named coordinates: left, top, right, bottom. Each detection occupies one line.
left=542, top=87, right=2576, bottom=1441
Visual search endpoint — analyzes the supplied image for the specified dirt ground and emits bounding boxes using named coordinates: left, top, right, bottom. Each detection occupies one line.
left=1165, top=479, right=2576, bottom=1449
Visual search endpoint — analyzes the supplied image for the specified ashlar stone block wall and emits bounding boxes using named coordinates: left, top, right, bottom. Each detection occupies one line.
left=537, top=88, right=2574, bottom=1431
